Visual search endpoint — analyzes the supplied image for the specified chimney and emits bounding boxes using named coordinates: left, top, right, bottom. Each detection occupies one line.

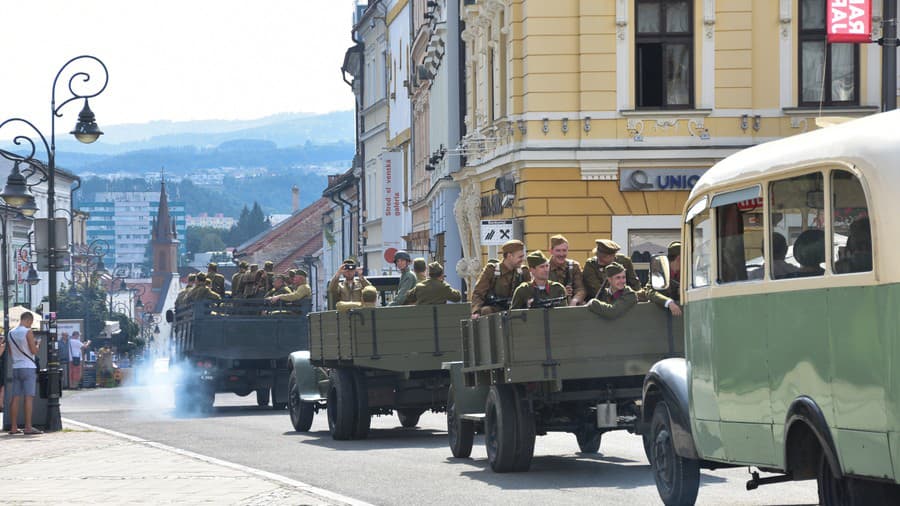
left=292, top=185, right=300, bottom=213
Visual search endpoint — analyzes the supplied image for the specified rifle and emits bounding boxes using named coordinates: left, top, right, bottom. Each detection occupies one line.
left=530, top=296, right=567, bottom=309
left=484, top=294, right=511, bottom=310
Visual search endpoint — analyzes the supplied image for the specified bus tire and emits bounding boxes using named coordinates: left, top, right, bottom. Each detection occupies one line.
left=327, top=369, right=355, bottom=440
left=288, top=371, right=314, bottom=432
left=485, top=384, right=518, bottom=473
left=650, top=402, right=700, bottom=506
left=447, top=385, right=475, bottom=458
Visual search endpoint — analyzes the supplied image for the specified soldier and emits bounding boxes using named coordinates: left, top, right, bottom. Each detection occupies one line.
left=583, top=239, right=641, bottom=299
left=175, top=273, right=196, bottom=307
left=335, top=285, right=378, bottom=312
left=187, top=273, right=221, bottom=303
left=412, top=257, right=427, bottom=282
left=264, top=274, right=292, bottom=298
left=268, top=269, right=311, bottom=303
left=207, top=262, right=226, bottom=297
left=548, top=234, right=587, bottom=306
left=231, top=261, right=248, bottom=298
left=644, top=241, right=682, bottom=316
left=389, top=250, right=417, bottom=306
left=470, top=239, right=531, bottom=318
left=406, top=262, right=461, bottom=305
left=587, top=262, right=637, bottom=319
left=510, top=250, right=568, bottom=309
left=242, top=264, right=260, bottom=298
left=328, top=257, right=372, bottom=307
left=263, top=261, right=275, bottom=294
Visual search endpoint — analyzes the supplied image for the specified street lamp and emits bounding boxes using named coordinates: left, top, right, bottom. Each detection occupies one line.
left=0, top=55, right=109, bottom=432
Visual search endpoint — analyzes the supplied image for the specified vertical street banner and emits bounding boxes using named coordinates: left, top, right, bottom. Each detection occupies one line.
left=382, top=150, right=404, bottom=248
left=827, top=0, right=872, bottom=43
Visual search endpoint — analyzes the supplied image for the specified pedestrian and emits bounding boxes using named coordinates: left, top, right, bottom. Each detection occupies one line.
left=0, top=332, right=6, bottom=413
left=7, top=311, right=42, bottom=435
left=68, top=331, right=91, bottom=389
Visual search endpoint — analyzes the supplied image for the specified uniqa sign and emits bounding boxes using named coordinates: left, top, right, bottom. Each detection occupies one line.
left=827, top=0, right=872, bottom=43
left=619, top=169, right=708, bottom=192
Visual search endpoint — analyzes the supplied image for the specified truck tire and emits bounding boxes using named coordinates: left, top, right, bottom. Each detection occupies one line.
left=256, top=388, right=270, bottom=407
left=650, top=402, right=699, bottom=506
left=351, top=370, right=370, bottom=439
left=288, top=371, right=314, bottom=432
left=447, top=385, right=475, bottom=458
left=512, top=385, right=535, bottom=472
left=327, top=369, right=356, bottom=440
left=576, top=428, right=603, bottom=454
left=485, top=384, right=518, bottom=473
left=397, top=408, right=425, bottom=428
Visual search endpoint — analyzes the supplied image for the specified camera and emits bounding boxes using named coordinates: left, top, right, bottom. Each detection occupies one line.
left=343, top=264, right=355, bottom=271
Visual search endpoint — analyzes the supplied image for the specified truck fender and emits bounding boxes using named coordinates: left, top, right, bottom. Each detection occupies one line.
left=642, top=358, right=699, bottom=459
left=288, top=351, right=326, bottom=402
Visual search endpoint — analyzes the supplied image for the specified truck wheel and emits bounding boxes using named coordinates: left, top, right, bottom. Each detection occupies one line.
left=447, top=385, right=474, bottom=458
left=256, top=388, right=270, bottom=407
left=576, top=428, right=603, bottom=454
left=327, top=369, right=356, bottom=440
left=288, top=371, right=314, bottom=432
left=650, top=402, right=699, bottom=506
left=352, top=370, right=370, bottom=439
left=512, top=385, right=535, bottom=472
left=397, top=408, right=425, bottom=428
left=485, top=384, right=518, bottom=473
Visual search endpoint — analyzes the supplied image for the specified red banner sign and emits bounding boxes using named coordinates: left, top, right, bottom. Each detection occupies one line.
left=827, top=0, right=872, bottom=43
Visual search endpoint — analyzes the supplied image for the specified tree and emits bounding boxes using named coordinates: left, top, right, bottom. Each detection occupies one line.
left=56, top=282, right=108, bottom=343
left=225, top=201, right=270, bottom=246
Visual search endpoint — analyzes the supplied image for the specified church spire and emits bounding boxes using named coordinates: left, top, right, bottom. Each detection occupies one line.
left=151, top=173, right=179, bottom=288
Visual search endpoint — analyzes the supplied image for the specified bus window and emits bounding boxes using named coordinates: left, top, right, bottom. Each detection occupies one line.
left=832, top=170, right=871, bottom=274
left=769, top=172, right=825, bottom=279
left=715, top=201, right=764, bottom=283
left=691, top=209, right=712, bottom=288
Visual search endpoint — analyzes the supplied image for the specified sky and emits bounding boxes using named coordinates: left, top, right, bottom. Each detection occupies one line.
left=0, top=0, right=357, bottom=133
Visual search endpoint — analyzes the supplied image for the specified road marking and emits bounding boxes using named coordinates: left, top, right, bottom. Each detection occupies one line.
left=62, top=418, right=372, bottom=506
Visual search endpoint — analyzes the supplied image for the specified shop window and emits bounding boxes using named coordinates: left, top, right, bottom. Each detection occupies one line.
left=690, top=208, right=712, bottom=288
left=629, top=228, right=681, bottom=285
left=769, top=172, right=825, bottom=279
left=832, top=170, right=871, bottom=274
left=799, top=0, right=859, bottom=106
left=635, top=0, right=694, bottom=108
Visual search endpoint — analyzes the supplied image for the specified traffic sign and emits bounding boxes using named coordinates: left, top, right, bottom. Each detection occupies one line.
left=480, top=220, right=514, bottom=246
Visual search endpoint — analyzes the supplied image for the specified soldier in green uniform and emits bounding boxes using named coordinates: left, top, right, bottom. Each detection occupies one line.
left=264, top=274, right=291, bottom=298
left=510, top=250, right=568, bottom=309
left=406, top=262, right=462, bottom=305
left=187, top=273, right=221, bottom=303
left=335, top=285, right=378, bottom=312
left=412, top=257, right=427, bottom=282
left=470, top=239, right=531, bottom=318
left=268, top=269, right=311, bottom=303
left=231, top=261, right=248, bottom=298
left=175, top=273, right=196, bottom=307
left=389, top=250, right=417, bottom=306
left=328, top=258, right=372, bottom=308
left=583, top=239, right=641, bottom=299
left=548, top=234, right=587, bottom=306
left=644, top=241, right=682, bottom=316
left=242, top=264, right=261, bottom=298
left=207, top=263, right=226, bottom=297
left=263, top=261, right=275, bottom=294
left=587, top=262, right=637, bottom=319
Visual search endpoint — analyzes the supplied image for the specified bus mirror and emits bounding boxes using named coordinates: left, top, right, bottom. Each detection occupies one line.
left=650, top=255, right=670, bottom=291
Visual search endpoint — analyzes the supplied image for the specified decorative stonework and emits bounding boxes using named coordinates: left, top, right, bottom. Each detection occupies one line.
left=615, top=0, right=628, bottom=40
left=779, top=0, right=792, bottom=39
left=580, top=165, right=618, bottom=181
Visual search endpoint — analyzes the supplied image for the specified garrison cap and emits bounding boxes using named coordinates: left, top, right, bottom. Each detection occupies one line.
left=361, top=285, right=378, bottom=303
left=295, top=268, right=308, bottom=278
left=195, top=272, right=207, bottom=282
left=595, top=239, right=621, bottom=255
left=428, top=261, right=444, bottom=277
left=526, top=250, right=550, bottom=269
left=501, top=239, right=525, bottom=255
left=413, top=257, right=427, bottom=272
left=549, top=234, right=568, bottom=248
left=668, top=241, right=682, bottom=259
left=604, top=262, right=625, bottom=277
left=342, top=256, right=357, bottom=266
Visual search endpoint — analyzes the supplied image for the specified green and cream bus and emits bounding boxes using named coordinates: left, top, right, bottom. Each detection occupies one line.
left=641, top=110, right=900, bottom=506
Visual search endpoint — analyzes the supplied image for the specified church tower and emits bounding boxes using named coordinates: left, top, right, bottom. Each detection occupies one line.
left=150, top=179, right=179, bottom=290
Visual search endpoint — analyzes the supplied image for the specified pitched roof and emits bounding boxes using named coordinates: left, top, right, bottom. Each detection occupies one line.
left=236, top=199, right=329, bottom=264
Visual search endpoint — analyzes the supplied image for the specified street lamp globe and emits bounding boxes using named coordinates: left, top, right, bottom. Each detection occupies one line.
left=26, top=265, right=40, bottom=286
left=0, top=161, right=36, bottom=209
left=69, top=99, right=103, bottom=144
left=135, top=298, right=144, bottom=309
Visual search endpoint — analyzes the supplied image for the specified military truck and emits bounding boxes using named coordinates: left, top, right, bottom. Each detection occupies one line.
left=286, top=275, right=470, bottom=439
left=169, top=298, right=310, bottom=412
left=446, top=301, right=682, bottom=472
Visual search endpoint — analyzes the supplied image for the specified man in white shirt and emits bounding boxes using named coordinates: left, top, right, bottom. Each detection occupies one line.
left=8, top=312, right=40, bottom=435
left=68, top=331, right=90, bottom=389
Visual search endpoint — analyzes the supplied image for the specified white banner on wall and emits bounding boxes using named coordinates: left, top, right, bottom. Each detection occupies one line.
left=382, top=150, right=403, bottom=248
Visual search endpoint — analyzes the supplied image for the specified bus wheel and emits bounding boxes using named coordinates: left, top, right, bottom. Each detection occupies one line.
left=288, top=371, right=314, bottom=432
left=576, top=428, right=602, bottom=454
left=447, top=385, right=475, bottom=458
left=327, top=369, right=356, bottom=440
left=650, top=402, right=700, bottom=506
left=485, top=384, right=518, bottom=472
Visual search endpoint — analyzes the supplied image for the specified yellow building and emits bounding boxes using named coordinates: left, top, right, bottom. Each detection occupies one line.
left=453, top=0, right=885, bottom=289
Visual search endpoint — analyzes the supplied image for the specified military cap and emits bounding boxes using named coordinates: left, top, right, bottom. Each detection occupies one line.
left=361, top=285, right=378, bottom=303
left=412, top=258, right=427, bottom=272
left=249, top=264, right=258, bottom=271
left=187, top=273, right=196, bottom=281
left=286, top=269, right=297, bottom=278
left=487, top=258, right=500, bottom=265
left=604, top=262, right=625, bottom=277
left=668, top=241, right=682, bottom=259
left=239, top=261, right=249, bottom=269
left=595, top=239, right=622, bottom=255
left=501, top=239, right=525, bottom=255
left=550, top=234, right=568, bottom=248
left=526, top=250, right=550, bottom=269
left=428, top=261, right=444, bottom=277
left=342, top=257, right=357, bottom=267
left=195, top=272, right=207, bottom=282
left=264, top=261, right=274, bottom=271
left=393, top=250, right=411, bottom=263
left=207, top=262, right=218, bottom=270
left=295, top=268, right=308, bottom=278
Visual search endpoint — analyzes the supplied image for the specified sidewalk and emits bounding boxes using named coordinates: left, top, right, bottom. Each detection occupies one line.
left=0, top=418, right=365, bottom=505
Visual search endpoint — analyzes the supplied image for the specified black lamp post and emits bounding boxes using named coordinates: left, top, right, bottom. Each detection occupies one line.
left=0, top=55, right=108, bottom=432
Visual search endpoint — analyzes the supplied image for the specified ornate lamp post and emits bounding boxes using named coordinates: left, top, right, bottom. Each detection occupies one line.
left=0, top=55, right=108, bottom=432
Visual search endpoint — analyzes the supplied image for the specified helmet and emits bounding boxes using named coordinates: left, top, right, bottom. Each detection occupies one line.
left=393, top=250, right=412, bottom=263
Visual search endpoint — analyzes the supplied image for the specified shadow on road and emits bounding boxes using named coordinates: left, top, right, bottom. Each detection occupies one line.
left=290, top=427, right=450, bottom=451
left=171, top=405, right=289, bottom=419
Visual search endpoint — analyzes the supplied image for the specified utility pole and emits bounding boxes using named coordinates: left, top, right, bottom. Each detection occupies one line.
left=883, top=0, right=897, bottom=111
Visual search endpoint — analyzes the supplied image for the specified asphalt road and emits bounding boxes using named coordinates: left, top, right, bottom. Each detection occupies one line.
left=61, top=377, right=819, bottom=506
